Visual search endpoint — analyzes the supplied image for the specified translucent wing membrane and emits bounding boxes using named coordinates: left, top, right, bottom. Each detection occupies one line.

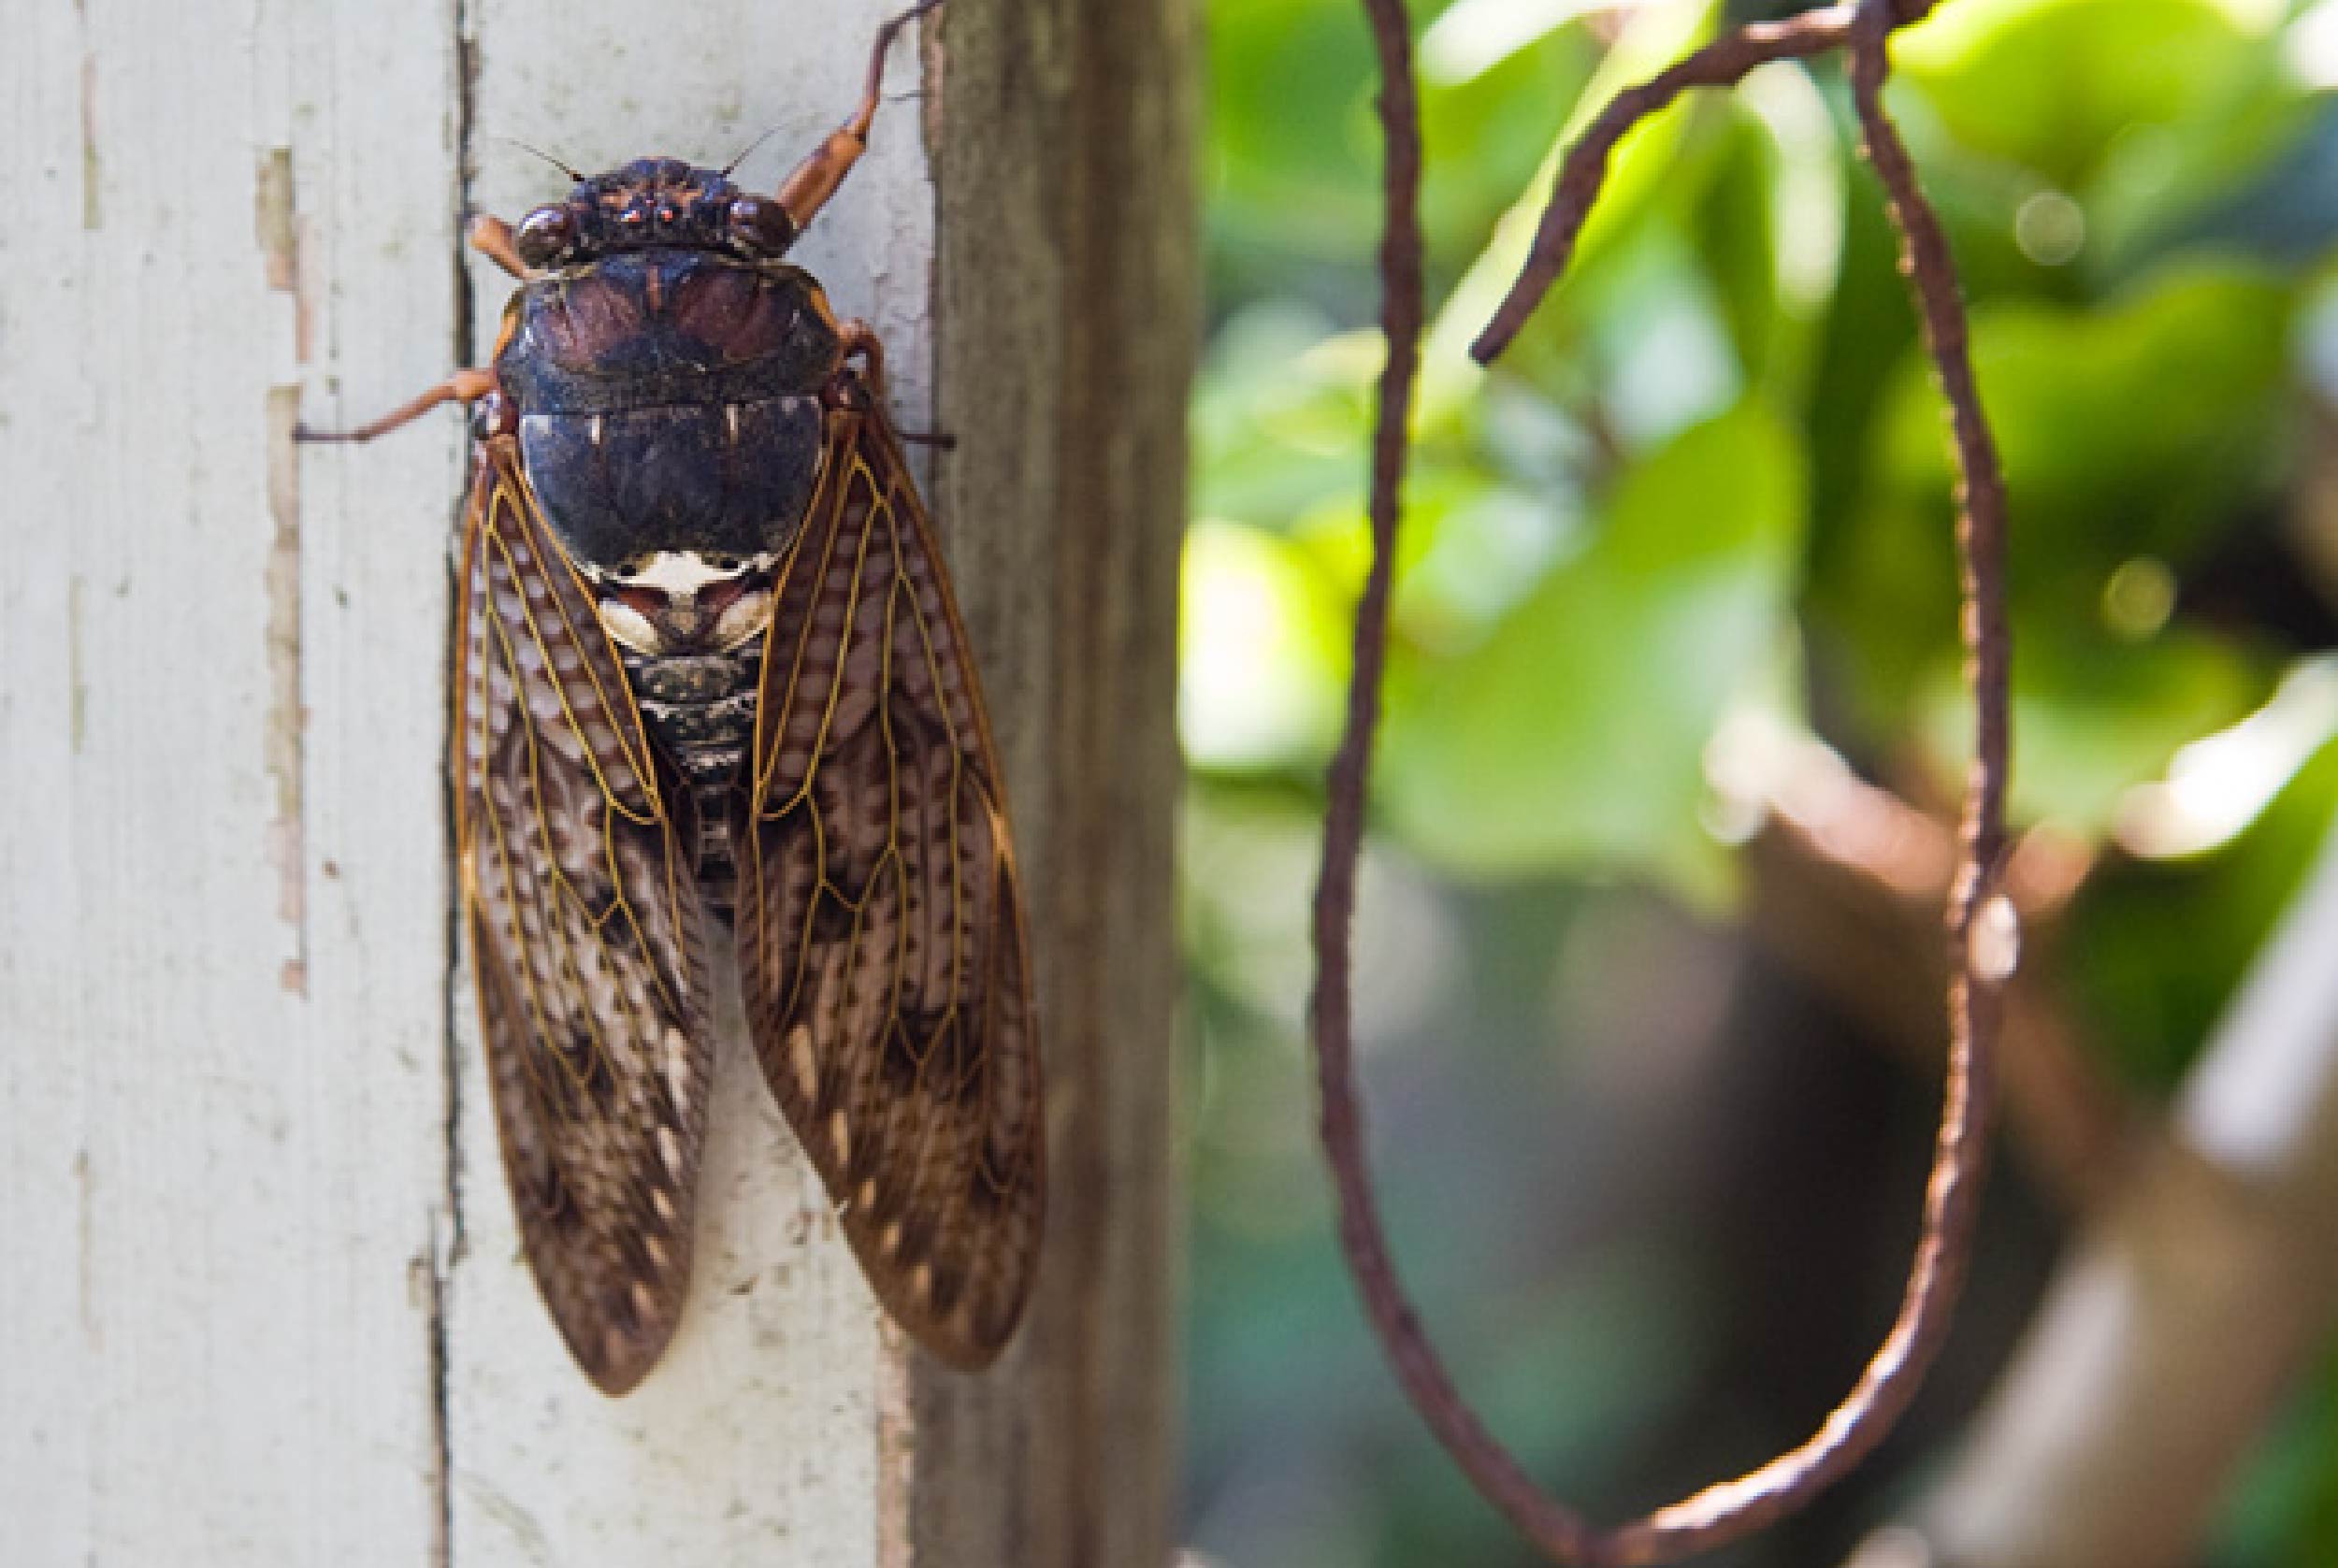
left=454, top=443, right=715, bottom=1395
left=740, top=399, right=1044, bottom=1367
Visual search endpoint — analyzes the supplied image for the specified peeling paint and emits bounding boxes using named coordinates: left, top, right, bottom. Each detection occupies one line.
left=255, top=149, right=316, bottom=363
left=876, top=1331, right=916, bottom=1568
left=265, top=386, right=308, bottom=997
left=254, top=148, right=296, bottom=292
left=79, top=53, right=101, bottom=231
left=293, top=213, right=316, bottom=364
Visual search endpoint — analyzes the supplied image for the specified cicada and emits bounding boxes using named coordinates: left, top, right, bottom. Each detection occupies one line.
left=299, top=0, right=1041, bottom=1393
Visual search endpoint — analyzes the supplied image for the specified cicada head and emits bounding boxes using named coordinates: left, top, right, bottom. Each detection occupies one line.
left=513, top=157, right=798, bottom=269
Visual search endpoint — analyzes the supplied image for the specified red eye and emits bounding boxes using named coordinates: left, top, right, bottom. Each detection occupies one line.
left=726, top=194, right=797, bottom=258
left=513, top=205, right=577, bottom=266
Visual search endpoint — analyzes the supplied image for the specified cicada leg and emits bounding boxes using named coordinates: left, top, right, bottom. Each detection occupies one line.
left=830, top=321, right=954, bottom=447
left=777, top=0, right=945, bottom=231
left=836, top=319, right=888, bottom=399
left=294, top=367, right=498, bottom=444
left=468, top=214, right=537, bottom=281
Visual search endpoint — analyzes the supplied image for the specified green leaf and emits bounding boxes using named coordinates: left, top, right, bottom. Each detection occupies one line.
left=1917, top=625, right=2274, bottom=832
left=1180, top=519, right=1352, bottom=772
left=1881, top=265, right=2292, bottom=570
left=1895, top=0, right=2263, bottom=191
left=1378, top=401, right=1806, bottom=885
left=2215, top=1351, right=2338, bottom=1568
left=2071, top=701, right=2338, bottom=1086
left=1815, top=264, right=2295, bottom=740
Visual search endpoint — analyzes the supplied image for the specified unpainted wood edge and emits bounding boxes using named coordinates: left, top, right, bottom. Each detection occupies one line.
left=913, top=0, right=1198, bottom=1562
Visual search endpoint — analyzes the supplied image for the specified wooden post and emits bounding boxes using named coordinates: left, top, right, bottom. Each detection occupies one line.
left=912, top=0, right=1196, bottom=1561
left=1, top=1, right=1191, bottom=1562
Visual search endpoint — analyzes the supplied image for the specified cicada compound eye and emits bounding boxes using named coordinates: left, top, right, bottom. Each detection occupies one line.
left=513, top=204, right=579, bottom=267
left=726, top=194, right=798, bottom=258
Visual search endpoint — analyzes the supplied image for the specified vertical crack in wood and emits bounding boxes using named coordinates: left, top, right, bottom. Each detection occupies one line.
left=434, top=2, right=484, bottom=1562
left=74, top=0, right=99, bottom=230
left=425, top=1230, right=455, bottom=1568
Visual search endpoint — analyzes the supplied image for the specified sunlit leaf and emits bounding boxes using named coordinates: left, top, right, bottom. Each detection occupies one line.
left=1895, top=0, right=2267, bottom=190
left=1378, top=401, right=1805, bottom=885
left=1877, top=265, right=2293, bottom=569
left=1180, top=520, right=1351, bottom=770
left=1817, top=264, right=2295, bottom=737
left=2070, top=712, right=2338, bottom=1086
left=1917, top=625, right=2274, bottom=831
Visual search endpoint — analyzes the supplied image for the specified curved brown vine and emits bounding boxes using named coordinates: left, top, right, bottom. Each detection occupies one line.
left=1306, top=0, right=2013, bottom=1561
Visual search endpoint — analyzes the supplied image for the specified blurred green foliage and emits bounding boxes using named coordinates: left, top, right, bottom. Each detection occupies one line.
left=1180, top=1, right=2338, bottom=1564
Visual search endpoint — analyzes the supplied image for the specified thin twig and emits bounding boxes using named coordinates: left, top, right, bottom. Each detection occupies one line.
left=1309, top=0, right=2013, bottom=1561
left=1469, top=2, right=1858, bottom=367
left=1310, top=9, right=1607, bottom=1560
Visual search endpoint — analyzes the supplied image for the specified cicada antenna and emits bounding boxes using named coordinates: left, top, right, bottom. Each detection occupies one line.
left=499, top=136, right=585, bottom=183
left=775, top=0, right=945, bottom=231
left=722, top=122, right=788, bottom=179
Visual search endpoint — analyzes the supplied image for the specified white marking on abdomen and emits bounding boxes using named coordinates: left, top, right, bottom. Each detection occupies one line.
left=599, top=597, right=662, bottom=655
left=621, top=552, right=727, bottom=596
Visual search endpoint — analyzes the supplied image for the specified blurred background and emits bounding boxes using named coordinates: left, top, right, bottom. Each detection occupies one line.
left=1173, top=0, right=2338, bottom=1563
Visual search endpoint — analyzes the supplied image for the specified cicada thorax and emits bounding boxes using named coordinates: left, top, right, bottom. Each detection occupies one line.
left=494, top=210, right=847, bottom=912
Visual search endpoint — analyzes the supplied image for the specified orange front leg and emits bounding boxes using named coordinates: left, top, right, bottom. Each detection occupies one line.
left=777, top=0, right=945, bottom=232
left=467, top=214, right=537, bottom=282
left=295, top=367, right=498, bottom=444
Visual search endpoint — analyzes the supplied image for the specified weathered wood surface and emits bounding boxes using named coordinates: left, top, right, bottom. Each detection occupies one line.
left=913, top=2, right=1197, bottom=1562
left=0, top=1, right=1190, bottom=1563
left=1, top=4, right=456, bottom=1563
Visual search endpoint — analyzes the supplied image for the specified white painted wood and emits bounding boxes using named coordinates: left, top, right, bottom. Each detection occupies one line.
left=7, top=2, right=1185, bottom=1561
left=0, top=1, right=458, bottom=1564
left=6, top=0, right=929, bottom=1561
left=435, top=5, right=933, bottom=1564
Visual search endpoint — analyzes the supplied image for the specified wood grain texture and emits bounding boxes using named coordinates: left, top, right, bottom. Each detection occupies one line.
left=910, top=1, right=1198, bottom=1563
left=3, top=2, right=1187, bottom=1561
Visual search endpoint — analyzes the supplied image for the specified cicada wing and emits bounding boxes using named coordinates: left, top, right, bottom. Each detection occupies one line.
left=738, top=401, right=1045, bottom=1368
left=453, top=439, right=715, bottom=1395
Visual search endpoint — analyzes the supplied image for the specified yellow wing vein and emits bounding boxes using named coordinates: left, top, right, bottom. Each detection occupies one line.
left=498, top=472, right=664, bottom=808
left=487, top=527, right=655, bottom=830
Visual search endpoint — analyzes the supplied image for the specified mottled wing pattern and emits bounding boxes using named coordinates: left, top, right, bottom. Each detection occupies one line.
left=739, top=400, right=1044, bottom=1367
left=454, top=439, right=715, bottom=1395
